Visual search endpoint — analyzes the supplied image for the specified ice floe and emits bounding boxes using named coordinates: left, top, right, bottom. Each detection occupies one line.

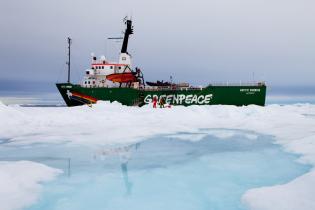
left=0, top=100, right=315, bottom=210
left=0, top=161, right=62, bottom=210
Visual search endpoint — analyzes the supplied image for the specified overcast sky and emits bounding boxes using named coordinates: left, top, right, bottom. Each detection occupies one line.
left=0, top=0, right=314, bottom=88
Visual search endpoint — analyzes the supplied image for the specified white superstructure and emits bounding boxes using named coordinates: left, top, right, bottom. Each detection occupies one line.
left=82, top=54, right=133, bottom=88
left=81, top=19, right=136, bottom=88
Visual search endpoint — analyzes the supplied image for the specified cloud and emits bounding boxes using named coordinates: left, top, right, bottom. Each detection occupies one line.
left=0, top=0, right=314, bottom=86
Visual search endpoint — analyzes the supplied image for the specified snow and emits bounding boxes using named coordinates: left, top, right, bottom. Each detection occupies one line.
left=0, top=161, right=62, bottom=210
left=0, top=100, right=315, bottom=210
left=242, top=170, right=315, bottom=210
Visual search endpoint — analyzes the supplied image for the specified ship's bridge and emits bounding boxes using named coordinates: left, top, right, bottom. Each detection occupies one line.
left=82, top=54, right=133, bottom=88
left=91, top=63, right=128, bottom=75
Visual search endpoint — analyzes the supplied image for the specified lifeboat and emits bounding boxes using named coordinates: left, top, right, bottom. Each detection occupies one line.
left=106, top=72, right=137, bottom=83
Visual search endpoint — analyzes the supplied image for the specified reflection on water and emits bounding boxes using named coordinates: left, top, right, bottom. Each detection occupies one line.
left=94, top=142, right=142, bottom=195
left=121, top=162, right=132, bottom=195
left=0, top=130, right=311, bottom=210
left=97, top=143, right=141, bottom=195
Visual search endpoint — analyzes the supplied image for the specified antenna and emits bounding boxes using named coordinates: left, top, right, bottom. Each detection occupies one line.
left=67, top=37, right=72, bottom=83
left=108, top=37, right=123, bottom=40
left=108, top=37, right=123, bottom=44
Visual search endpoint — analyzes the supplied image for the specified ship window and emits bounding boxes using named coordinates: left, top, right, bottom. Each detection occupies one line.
left=102, top=66, right=104, bottom=69
left=118, top=66, right=121, bottom=69
left=84, top=81, right=87, bottom=84
left=122, top=57, right=126, bottom=60
left=86, top=71, right=89, bottom=75
left=93, top=81, right=95, bottom=84
left=88, top=81, right=90, bottom=84
left=110, top=66, right=113, bottom=69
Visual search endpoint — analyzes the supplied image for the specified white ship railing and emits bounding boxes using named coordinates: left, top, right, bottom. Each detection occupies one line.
left=80, top=81, right=266, bottom=90
left=207, top=81, right=266, bottom=87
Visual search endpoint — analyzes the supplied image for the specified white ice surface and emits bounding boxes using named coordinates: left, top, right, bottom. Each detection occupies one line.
left=0, top=161, right=62, bottom=210
left=242, top=170, right=315, bottom=210
left=0, top=101, right=315, bottom=210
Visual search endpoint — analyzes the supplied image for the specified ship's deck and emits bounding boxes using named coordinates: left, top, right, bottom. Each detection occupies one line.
left=143, top=82, right=266, bottom=91
left=76, top=81, right=266, bottom=90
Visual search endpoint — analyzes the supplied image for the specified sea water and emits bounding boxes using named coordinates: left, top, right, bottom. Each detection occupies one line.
left=0, top=130, right=310, bottom=210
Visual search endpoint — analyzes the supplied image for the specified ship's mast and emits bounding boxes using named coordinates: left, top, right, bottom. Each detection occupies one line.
left=121, top=20, right=133, bottom=54
left=67, top=37, right=72, bottom=83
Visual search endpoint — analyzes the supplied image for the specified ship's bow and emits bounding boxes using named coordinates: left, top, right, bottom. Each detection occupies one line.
left=56, top=83, right=82, bottom=106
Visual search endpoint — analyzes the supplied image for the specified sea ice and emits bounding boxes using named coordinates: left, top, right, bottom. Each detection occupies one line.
left=0, top=161, right=62, bottom=210
left=0, top=101, right=315, bottom=210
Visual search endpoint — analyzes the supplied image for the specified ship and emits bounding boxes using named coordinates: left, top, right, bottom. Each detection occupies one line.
left=56, top=19, right=266, bottom=107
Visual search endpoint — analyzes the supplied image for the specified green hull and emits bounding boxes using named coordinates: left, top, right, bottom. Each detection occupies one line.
left=56, top=83, right=266, bottom=106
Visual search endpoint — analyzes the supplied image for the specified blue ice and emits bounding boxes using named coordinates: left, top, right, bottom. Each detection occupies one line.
left=0, top=130, right=310, bottom=210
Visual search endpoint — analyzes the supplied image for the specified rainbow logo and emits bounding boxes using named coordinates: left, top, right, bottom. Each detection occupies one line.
left=67, top=90, right=98, bottom=104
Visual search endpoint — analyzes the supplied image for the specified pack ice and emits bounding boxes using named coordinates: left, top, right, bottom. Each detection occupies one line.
left=0, top=101, right=315, bottom=210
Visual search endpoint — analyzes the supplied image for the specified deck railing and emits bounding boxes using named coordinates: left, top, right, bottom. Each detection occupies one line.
left=207, top=81, right=266, bottom=87
left=80, top=81, right=266, bottom=90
